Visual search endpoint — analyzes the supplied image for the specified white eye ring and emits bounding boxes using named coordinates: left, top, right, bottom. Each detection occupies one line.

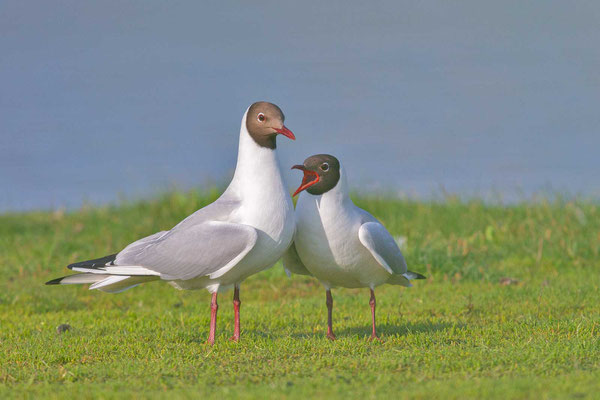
left=257, top=113, right=266, bottom=122
left=321, top=163, right=329, bottom=171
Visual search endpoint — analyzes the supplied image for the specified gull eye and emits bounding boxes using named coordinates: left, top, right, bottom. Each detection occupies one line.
left=320, top=163, right=329, bottom=171
left=257, top=113, right=266, bottom=122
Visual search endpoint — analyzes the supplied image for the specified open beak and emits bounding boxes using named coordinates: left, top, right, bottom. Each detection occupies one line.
left=274, top=125, right=295, bottom=140
left=291, top=165, right=320, bottom=196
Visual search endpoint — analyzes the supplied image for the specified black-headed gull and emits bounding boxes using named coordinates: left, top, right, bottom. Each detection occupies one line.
left=283, top=154, right=425, bottom=340
left=47, top=102, right=296, bottom=345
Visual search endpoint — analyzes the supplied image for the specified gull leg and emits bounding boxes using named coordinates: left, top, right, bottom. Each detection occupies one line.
left=326, top=289, right=336, bottom=340
left=207, top=292, right=218, bottom=345
left=368, top=289, right=381, bottom=341
left=230, top=285, right=241, bottom=342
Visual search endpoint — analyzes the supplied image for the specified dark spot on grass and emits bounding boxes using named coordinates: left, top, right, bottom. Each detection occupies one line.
left=499, top=277, right=520, bottom=286
left=56, top=324, right=71, bottom=334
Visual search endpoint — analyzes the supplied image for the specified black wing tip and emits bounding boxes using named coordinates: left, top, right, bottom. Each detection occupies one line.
left=46, top=277, right=63, bottom=285
left=409, top=271, right=427, bottom=280
left=67, top=253, right=118, bottom=270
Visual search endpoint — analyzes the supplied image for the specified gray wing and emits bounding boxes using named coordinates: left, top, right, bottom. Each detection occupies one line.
left=358, top=221, right=408, bottom=275
left=282, top=241, right=313, bottom=277
left=114, top=221, right=258, bottom=280
left=169, top=191, right=240, bottom=230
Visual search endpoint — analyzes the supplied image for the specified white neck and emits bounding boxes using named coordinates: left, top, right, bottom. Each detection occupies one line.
left=227, top=109, right=285, bottom=198
left=313, top=164, right=353, bottom=209
left=324, top=164, right=350, bottom=198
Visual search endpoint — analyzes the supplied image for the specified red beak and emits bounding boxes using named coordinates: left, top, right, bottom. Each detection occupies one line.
left=291, top=165, right=320, bottom=197
left=274, top=125, right=295, bottom=140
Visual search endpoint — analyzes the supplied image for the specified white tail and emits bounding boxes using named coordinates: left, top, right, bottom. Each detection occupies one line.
left=46, top=273, right=158, bottom=293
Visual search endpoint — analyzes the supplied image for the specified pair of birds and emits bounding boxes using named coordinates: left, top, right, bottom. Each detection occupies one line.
left=47, top=102, right=425, bottom=344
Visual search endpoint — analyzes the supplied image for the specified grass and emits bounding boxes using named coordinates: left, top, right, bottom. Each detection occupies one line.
left=1, top=189, right=599, bottom=399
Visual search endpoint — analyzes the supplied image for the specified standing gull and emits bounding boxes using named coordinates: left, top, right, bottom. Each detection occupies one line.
left=47, top=102, right=296, bottom=345
left=283, top=154, right=425, bottom=340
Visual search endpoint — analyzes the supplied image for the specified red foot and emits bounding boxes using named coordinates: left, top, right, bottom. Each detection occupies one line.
left=229, top=335, right=240, bottom=342
left=326, top=332, right=337, bottom=341
left=368, top=334, right=383, bottom=342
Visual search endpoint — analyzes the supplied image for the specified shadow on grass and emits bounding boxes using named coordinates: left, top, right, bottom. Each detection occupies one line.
left=337, top=321, right=462, bottom=338
left=287, top=321, right=461, bottom=340
left=187, top=320, right=463, bottom=343
left=188, top=329, right=277, bottom=344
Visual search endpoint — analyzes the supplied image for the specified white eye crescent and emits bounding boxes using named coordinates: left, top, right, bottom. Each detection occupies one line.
left=257, top=113, right=266, bottom=122
left=321, top=163, right=329, bottom=171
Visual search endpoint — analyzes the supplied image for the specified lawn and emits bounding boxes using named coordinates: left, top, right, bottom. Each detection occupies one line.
left=1, top=190, right=599, bottom=399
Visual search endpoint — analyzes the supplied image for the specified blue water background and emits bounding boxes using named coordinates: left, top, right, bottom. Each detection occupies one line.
left=1, top=1, right=599, bottom=211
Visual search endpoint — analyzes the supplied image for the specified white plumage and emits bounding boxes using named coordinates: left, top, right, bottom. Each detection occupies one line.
left=286, top=164, right=415, bottom=288
left=283, top=155, right=424, bottom=339
left=47, top=102, right=296, bottom=343
left=50, top=106, right=294, bottom=293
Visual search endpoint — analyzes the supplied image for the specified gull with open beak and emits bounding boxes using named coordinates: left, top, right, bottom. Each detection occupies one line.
left=283, top=154, right=425, bottom=340
left=47, top=102, right=296, bottom=345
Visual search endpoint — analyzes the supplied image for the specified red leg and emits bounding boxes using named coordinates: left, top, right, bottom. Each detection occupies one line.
left=207, top=292, right=218, bottom=345
left=368, top=289, right=380, bottom=341
left=230, top=286, right=241, bottom=342
left=326, top=289, right=336, bottom=340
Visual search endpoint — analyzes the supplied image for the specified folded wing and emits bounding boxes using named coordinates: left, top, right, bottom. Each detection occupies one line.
left=114, top=221, right=258, bottom=280
left=358, top=221, right=408, bottom=275
left=282, top=241, right=313, bottom=277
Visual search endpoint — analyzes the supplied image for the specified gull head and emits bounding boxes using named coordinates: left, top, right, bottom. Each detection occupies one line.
left=246, top=101, right=295, bottom=149
left=291, top=154, right=340, bottom=197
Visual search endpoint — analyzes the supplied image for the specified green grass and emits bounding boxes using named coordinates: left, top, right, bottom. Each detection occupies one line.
left=1, top=190, right=599, bottom=399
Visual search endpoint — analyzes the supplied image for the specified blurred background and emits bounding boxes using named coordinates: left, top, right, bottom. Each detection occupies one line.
left=1, top=0, right=598, bottom=211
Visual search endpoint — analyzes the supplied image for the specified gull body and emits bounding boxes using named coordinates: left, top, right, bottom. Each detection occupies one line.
left=47, top=102, right=296, bottom=344
left=292, top=177, right=405, bottom=289
left=284, top=154, right=425, bottom=340
left=161, top=108, right=295, bottom=292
